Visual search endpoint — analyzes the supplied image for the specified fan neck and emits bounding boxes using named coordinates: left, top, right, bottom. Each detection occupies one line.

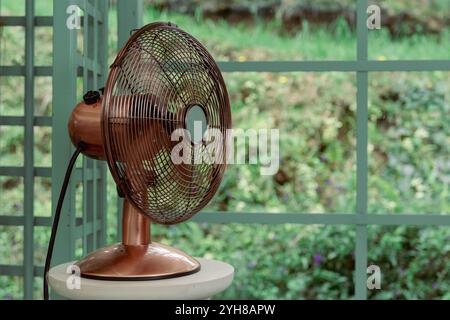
left=122, top=199, right=150, bottom=245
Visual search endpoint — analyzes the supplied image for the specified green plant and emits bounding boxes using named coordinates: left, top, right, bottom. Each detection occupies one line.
left=0, top=2, right=449, bottom=300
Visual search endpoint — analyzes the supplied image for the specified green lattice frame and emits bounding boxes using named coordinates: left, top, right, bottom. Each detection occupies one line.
left=1, top=0, right=449, bottom=300
left=100, top=0, right=450, bottom=300
left=0, top=0, right=109, bottom=299
left=190, top=0, right=450, bottom=300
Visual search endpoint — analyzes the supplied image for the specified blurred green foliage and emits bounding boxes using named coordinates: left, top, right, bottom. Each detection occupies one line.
left=0, top=2, right=449, bottom=299
left=154, top=0, right=450, bottom=34
left=154, top=0, right=450, bottom=18
left=151, top=223, right=450, bottom=299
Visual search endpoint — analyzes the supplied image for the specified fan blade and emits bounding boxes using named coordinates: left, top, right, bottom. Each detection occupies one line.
left=108, top=93, right=193, bottom=205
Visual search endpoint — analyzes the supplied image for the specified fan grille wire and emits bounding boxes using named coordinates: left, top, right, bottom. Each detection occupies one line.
left=102, top=23, right=231, bottom=224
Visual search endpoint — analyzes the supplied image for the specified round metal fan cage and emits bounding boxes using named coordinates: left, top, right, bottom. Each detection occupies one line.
left=102, top=22, right=231, bottom=224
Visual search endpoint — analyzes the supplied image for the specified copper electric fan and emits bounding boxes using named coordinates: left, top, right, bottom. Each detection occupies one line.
left=44, top=22, right=231, bottom=298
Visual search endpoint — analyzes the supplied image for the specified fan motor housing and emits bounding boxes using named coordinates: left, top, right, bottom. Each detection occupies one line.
left=68, top=95, right=105, bottom=160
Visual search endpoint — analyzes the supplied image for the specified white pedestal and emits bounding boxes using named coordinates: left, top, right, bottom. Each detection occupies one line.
left=49, top=258, right=234, bottom=300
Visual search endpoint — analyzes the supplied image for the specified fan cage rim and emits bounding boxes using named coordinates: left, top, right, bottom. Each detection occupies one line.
left=101, top=22, right=231, bottom=224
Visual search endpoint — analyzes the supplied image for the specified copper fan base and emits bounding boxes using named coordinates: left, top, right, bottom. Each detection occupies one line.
left=75, top=200, right=200, bottom=280
left=75, top=242, right=200, bottom=280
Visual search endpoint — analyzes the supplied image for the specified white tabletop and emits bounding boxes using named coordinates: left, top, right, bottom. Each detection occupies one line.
left=49, top=258, right=234, bottom=300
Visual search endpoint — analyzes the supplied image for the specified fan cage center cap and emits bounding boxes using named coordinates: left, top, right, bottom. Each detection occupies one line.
left=185, top=105, right=208, bottom=144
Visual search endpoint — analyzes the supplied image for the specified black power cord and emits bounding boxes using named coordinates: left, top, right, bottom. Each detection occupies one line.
left=43, top=144, right=85, bottom=300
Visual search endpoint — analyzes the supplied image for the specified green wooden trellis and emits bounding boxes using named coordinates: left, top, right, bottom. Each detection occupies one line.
left=115, top=0, right=450, bottom=300
left=1, top=0, right=449, bottom=300
left=0, top=0, right=109, bottom=299
left=191, top=0, right=450, bottom=300
left=51, top=0, right=109, bottom=296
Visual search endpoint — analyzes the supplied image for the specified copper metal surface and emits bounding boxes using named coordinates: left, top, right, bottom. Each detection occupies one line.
left=102, top=22, right=232, bottom=225
left=68, top=97, right=105, bottom=159
left=69, top=22, right=230, bottom=280
left=75, top=199, right=200, bottom=279
left=76, top=243, right=200, bottom=280
left=122, top=199, right=150, bottom=246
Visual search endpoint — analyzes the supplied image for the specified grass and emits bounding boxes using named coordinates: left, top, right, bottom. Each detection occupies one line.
left=148, top=7, right=450, bottom=61
left=0, top=2, right=449, bottom=299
